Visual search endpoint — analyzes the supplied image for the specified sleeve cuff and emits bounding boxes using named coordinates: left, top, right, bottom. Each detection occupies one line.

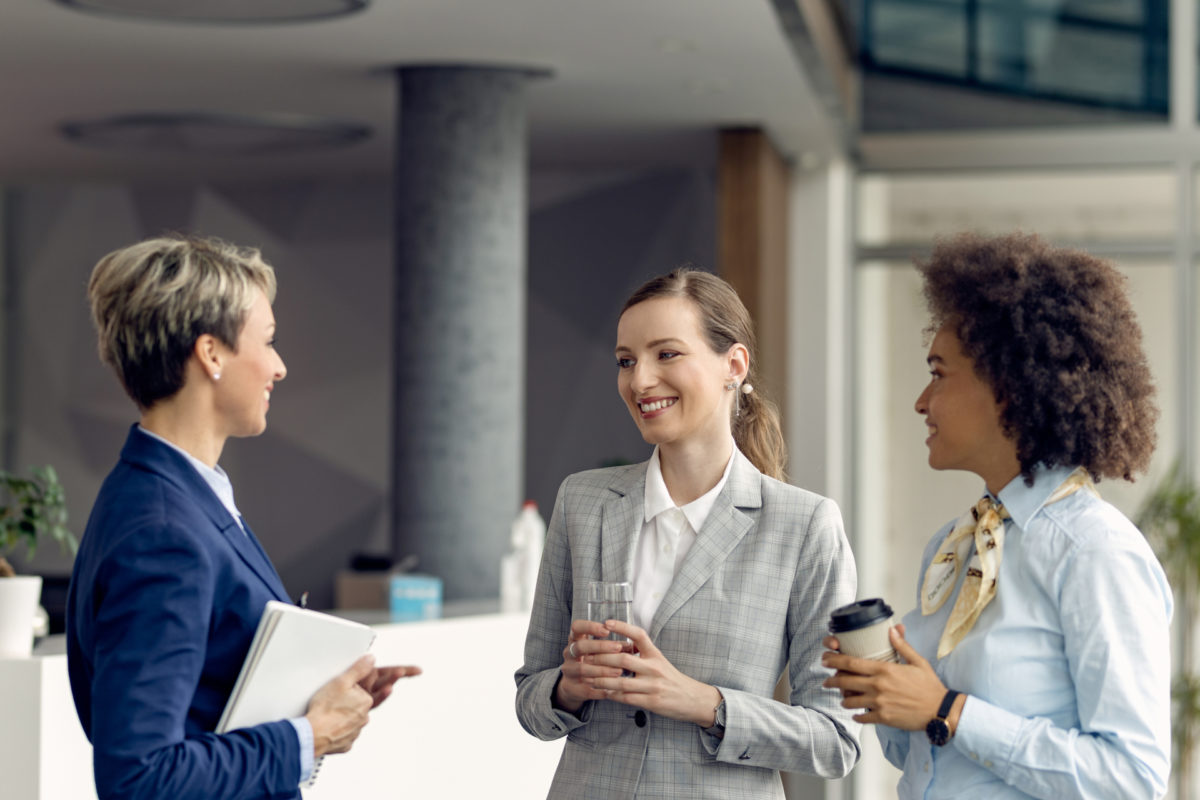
left=287, top=716, right=315, bottom=784
left=543, top=670, right=591, bottom=736
left=697, top=685, right=730, bottom=756
left=952, top=694, right=1021, bottom=769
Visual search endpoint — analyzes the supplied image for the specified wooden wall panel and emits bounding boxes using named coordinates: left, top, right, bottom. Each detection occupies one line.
left=718, top=128, right=792, bottom=451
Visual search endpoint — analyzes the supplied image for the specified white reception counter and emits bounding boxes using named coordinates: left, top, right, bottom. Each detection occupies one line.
left=0, top=611, right=562, bottom=799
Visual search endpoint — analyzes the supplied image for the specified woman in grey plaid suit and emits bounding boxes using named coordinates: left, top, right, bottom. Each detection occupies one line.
left=515, top=268, right=861, bottom=798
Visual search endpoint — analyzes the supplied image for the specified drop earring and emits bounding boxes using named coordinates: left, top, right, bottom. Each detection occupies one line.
left=732, top=381, right=753, bottom=417
left=726, top=380, right=742, bottom=416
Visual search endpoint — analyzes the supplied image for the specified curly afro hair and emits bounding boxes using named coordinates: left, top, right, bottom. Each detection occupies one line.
left=918, top=231, right=1157, bottom=484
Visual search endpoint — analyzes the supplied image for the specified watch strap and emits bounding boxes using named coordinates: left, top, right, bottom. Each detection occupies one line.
left=936, top=689, right=961, bottom=721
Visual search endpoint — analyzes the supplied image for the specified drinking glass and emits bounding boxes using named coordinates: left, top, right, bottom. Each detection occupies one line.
left=587, top=581, right=632, bottom=642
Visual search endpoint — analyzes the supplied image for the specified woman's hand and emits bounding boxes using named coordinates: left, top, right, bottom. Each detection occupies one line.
left=306, top=654, right=378, bottom=757
left=358, top=664, right=423, bottom=709
left=554, top=619, right=629, bottom=713
left=821, top=625, right=953, bottom=731
left=588, top=619, right=722, bottom=727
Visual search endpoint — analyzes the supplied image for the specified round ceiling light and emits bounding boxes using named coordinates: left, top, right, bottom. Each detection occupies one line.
left=60, top=112, right=371, bottom=155
left=53, top=0, right=368, bottom=24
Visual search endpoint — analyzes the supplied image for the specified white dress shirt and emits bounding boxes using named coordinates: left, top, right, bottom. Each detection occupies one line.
left=630, top=444, right=735, bottom=630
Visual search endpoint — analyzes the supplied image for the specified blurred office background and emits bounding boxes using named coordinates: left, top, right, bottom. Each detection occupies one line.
left=1, top=1, right=1196, bottom=797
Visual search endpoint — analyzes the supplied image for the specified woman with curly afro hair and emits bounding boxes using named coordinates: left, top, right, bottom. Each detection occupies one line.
left=824, top=232, right=1172, bottom=799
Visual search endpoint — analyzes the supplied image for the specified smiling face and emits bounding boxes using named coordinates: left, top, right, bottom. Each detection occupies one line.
left=915, top=325, right=1020, bottom=492
left=214, top=288, right=286, bottom=438
left=615, top=296, right=743, bottom=453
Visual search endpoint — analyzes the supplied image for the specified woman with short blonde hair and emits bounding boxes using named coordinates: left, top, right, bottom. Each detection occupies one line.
left=68, top=234, right=419, bottom=800
left=88, top=235, right=276, bottom=409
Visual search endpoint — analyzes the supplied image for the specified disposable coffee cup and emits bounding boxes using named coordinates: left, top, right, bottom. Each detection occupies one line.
left=828, top=598, right=900, bottom=663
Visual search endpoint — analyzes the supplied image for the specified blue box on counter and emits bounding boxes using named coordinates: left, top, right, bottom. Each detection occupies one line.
left=389, top=574, right=442, bottom=622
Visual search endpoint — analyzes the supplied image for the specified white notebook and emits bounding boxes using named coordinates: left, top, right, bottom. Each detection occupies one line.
left=217, top=601, right=377, bottom=734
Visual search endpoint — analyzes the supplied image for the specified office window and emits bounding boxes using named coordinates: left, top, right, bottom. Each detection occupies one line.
left=855, top=0, right=1169, bottom=130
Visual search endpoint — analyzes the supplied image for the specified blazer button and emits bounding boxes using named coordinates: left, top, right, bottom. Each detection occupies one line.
left=634, top=710, right=647, bottom=727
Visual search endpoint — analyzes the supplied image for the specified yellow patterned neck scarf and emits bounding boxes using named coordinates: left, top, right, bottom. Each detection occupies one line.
left=921, top=467, right=1097, bottom=659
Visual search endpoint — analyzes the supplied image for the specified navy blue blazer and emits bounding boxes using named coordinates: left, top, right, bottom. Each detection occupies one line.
left=67, top=425, right=302, bottom=800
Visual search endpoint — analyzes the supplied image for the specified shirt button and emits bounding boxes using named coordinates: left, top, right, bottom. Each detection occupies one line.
left=923, top=762, right=930, bottom=773
left=653, top=592, right=663, bottom=600
left=634, top=710, right=647, bottom=727
left=970, top=752, right=979, bottom=761
left=663, top=544, right=672, bottom=553
left=983, top=760, right=994, bottom=768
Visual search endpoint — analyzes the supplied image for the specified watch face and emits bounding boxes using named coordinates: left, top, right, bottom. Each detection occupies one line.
left=926, top=718, right=951, bottom=747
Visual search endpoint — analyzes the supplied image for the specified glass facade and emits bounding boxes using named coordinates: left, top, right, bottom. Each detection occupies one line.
left=853, top=0, right=1169, bottom=130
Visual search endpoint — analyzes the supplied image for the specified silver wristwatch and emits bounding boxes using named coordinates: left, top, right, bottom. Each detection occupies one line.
left=703, top=695, right=727, bottom=739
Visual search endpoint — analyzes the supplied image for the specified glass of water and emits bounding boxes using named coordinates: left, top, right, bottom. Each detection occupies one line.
left=587, top=580, right=632, bottom=642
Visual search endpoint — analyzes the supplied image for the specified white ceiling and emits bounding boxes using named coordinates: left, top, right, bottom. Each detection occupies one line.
left=0, top=0, right=840, bottom=182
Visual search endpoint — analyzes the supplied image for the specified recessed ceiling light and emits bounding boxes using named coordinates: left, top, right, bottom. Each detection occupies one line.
left=60, top=112, right=371, bottom=155
left=52, top=0, right=368, bottom=24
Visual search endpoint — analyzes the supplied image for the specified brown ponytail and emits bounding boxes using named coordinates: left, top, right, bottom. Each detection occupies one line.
left=621, top=267, right=787, bottom=480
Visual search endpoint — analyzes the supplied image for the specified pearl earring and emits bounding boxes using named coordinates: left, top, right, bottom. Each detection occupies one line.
left=212, top=372, right=221, bottom=381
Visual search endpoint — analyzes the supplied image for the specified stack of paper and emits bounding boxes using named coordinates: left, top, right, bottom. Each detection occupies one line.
left=217, top=601, right=377, bottom=733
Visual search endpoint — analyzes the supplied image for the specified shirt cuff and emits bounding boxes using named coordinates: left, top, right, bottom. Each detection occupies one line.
left=952, top=694, right=1021, bottom=770
left=288, top=716, right=315, bottom=784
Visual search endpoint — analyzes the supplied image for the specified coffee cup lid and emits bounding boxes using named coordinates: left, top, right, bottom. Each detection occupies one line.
left=829, top=598, right=893, bottom=633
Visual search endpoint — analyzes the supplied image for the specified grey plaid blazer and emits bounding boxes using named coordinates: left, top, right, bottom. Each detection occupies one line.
left=514, top=450, right=861, bottom=799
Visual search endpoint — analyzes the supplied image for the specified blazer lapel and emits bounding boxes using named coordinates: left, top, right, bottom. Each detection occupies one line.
left=121, top=425, right=291, bottom=603
left=648, top=450, right=761, bottom=640
left=599, top=466, right=645, bottom=583
left=232, top=517, right=291, bottom=602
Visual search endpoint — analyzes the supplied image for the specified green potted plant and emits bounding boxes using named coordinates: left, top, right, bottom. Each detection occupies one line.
left=0, top=465, right=77, bottom=657
left=1136, top=464, right=1200, bottom=800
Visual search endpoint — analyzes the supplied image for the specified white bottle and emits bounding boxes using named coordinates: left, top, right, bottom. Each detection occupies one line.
left=501, top=500, right=546, bottom=614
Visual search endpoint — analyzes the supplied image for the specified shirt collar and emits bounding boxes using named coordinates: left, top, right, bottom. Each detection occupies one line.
left=643, top=443, right=737, bottom=533
left=994, top=463, right=1080, bottom=530
left=137, top=424, right=240, bottom=520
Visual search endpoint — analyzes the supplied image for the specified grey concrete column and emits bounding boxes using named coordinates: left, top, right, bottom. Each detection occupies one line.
left=392, top=66, right=533, bottom=601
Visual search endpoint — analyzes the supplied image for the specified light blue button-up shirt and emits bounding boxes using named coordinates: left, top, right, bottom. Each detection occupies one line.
left=878, top=464, right=1172, bottom=799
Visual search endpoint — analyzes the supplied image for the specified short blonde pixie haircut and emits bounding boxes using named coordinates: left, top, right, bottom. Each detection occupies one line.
left=88, top=234, right=277, bottom=409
